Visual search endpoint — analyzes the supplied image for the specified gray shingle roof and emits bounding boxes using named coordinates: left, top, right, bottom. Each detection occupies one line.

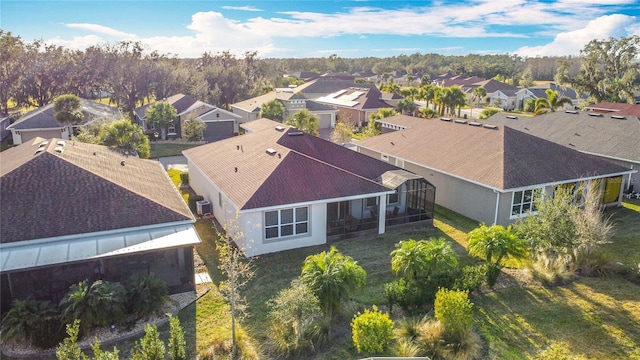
left=487, top=111, right=640, bottom=164
left=1, top=138, right=194, bottom=243
left=8, top=99, right=120, bottom=130
left=357, top=115, right=633, bottom=190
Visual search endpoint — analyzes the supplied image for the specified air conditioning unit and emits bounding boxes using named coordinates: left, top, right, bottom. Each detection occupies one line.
left=196, top=200, right=212, bottom=216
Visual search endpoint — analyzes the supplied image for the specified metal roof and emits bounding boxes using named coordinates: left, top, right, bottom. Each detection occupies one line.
left=0, top=223, right=200, bottom=273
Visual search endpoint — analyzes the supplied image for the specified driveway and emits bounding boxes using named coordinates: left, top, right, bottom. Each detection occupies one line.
left=158, top=155, right=188, bottom=171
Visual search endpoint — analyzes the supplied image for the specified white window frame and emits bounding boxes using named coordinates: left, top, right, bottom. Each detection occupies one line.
left=510, top=187, right=543, bottom=219
left=264, top=206, right=309, bottom=241
left=167, top=125, right=177, bottom=135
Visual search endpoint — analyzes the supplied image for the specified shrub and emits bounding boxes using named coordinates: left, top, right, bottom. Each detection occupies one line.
left=575, top=250, right=614, bottom=277
left=479, top=108, right=499, bottom=119
left=454, top=265, right=486, bottom=293
left=351, top=305, right=394, bottom=354
left=125, top=273, right=168, bottom=319
left=524, top=98, right=536, bottom=112
left=59, top=280, right=126, bottom=336
left=266, top=278, right=321, bottom=356
left=528, top=254, right=574, bottom=286
left=393, top=316, right=445, bottom=359
left=1, top=297, right=62, bottom=349
left=168, top=314, right=186, bottom=360
left=384, top=278, right=423, bottom=313
left=188, top=194, right=204, bottom=213
left=441, top=328, right=483, bottom=360
left=179, top=171, right=189, bottom=186
left=130, top=324, right=165, bottom=360
left=434, top=289, right=473, bottom=337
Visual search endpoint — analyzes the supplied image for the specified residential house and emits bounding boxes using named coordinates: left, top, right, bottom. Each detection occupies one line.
left=515, top=83, right=581, bottom=111
left=486, top=110, right=640, bottom=191
left=183, top=118, right=436, bottom=257
left=0, top=113, right=10, bottom=141
left=468, top=79, right=519, bottom=110
left=356, top=115, right=635, bottom=226
left=135, top=94, right=241, bottom=142
left=584, top=102, right=640, bottom=117
left=0, top=138, right=200, bottom=313
left=315, top=85, right=396, bottom=127
left=7, top=99, right=121, bottom=145
left=231, top=78, right=365, bottom=128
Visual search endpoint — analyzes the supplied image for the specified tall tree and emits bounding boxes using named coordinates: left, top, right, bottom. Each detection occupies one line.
left=0, top=30, right=25, bottom=113
left=571, top=35, right=640, bottom=103
left=285, top=109, right=319, bottom=136
left=18, top=40, right=72, bottom=107
left=300, top=246, right=366, bottom=321
left=472, top=86, right=486, bottom=112
left=106, top=41, right=152, bottom=121
left=145, top=101, right=177, bottom=139
left=534, top=88, right=573, bottom=115
left=259, top=99, right=285, bottom=121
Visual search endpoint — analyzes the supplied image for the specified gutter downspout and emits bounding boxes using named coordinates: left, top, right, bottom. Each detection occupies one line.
left=493, top=189, right=500, bottom=225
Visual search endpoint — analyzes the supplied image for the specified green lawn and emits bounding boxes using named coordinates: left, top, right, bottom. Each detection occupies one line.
left=11, top=201, right=637, bottom=359
left=149, top=142, right=201, bottom=158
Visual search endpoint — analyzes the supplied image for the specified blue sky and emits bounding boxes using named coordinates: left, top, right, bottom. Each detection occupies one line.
left=1, top=0, right=639, bottom=59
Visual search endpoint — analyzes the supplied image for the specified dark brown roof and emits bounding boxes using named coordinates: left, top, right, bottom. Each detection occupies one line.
left=135, top=94, right=205, bottom=119
left=584, top=102, right=640, bottom=117
left=184, top=119, right=398, bottom=210
left=1, top=138, right=194, bottom=243
left=357, top=115, right=633, bottom=190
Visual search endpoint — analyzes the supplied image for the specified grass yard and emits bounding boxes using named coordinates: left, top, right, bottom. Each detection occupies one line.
left=149, top=142, right=201, bottom=158
left=185, top=201, right=640, bottom=359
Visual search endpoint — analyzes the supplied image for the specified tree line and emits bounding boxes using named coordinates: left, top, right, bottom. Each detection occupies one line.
left=2, top=29, right=638, bottom=118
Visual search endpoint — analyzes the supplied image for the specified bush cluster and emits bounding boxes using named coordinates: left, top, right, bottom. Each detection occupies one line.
left=1, top=273, right=168, bottom=349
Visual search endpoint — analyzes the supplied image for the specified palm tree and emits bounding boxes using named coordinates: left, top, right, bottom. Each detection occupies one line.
left=391, top=238, right=458, bottom=279
left=391, top=239, right=429, bottom=280
left=285, top=109, right=319, bottom=136
left=300, top=246, right=366, bottom=320
left=418, top=84, right=435, bottom=109
left=471, top=86, right=486, bottom=117
left=54, top=94, right=84, bottom=136
left=449, top=86, right=468, bottom=117
left=397, top=98, right=417, bottom=116
left=259, top=99, right=285, bottom=122
left=468, top=223, right=526, bottom=287
left=1, top=298, right=58, bottom=346
left=534, top=89, right=573, bottom=115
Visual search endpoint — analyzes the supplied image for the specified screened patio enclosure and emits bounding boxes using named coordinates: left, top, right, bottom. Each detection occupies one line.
left=327, top=170, right=435, bottom=238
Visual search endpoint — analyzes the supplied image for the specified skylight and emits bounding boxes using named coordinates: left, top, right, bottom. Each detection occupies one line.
left=440, top=117, right=452, bottom=122
left=588, top=112, right=603, bottom=117
left=611, top=115, right=626, bottom=119
left=266, top=148, right=277, bottom=155
left=468, top=122, right=482, bottom=127
left=483, top=124, right=498, bottom=130
left=506, top=115, right=518, bottom=119
left=565, top=110, right=578, bottom=114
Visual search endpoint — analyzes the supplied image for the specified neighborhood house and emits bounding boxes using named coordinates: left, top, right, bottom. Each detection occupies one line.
left=183, top=118, right=436, bottom=257
left=0, top=138, right=200, bottom=313
left=356, top=115, right=635, bottom=226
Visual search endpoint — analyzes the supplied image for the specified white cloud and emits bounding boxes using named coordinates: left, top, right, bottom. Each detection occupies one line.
left=515, top=14, right=637, bottom=57
left=43, top=2, right=640, bottom=58
left=64, top=23, right=137, bottom=39
left=221, top=6, right=262, bottom=12
left=47, top=35, right=106, bottom=50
